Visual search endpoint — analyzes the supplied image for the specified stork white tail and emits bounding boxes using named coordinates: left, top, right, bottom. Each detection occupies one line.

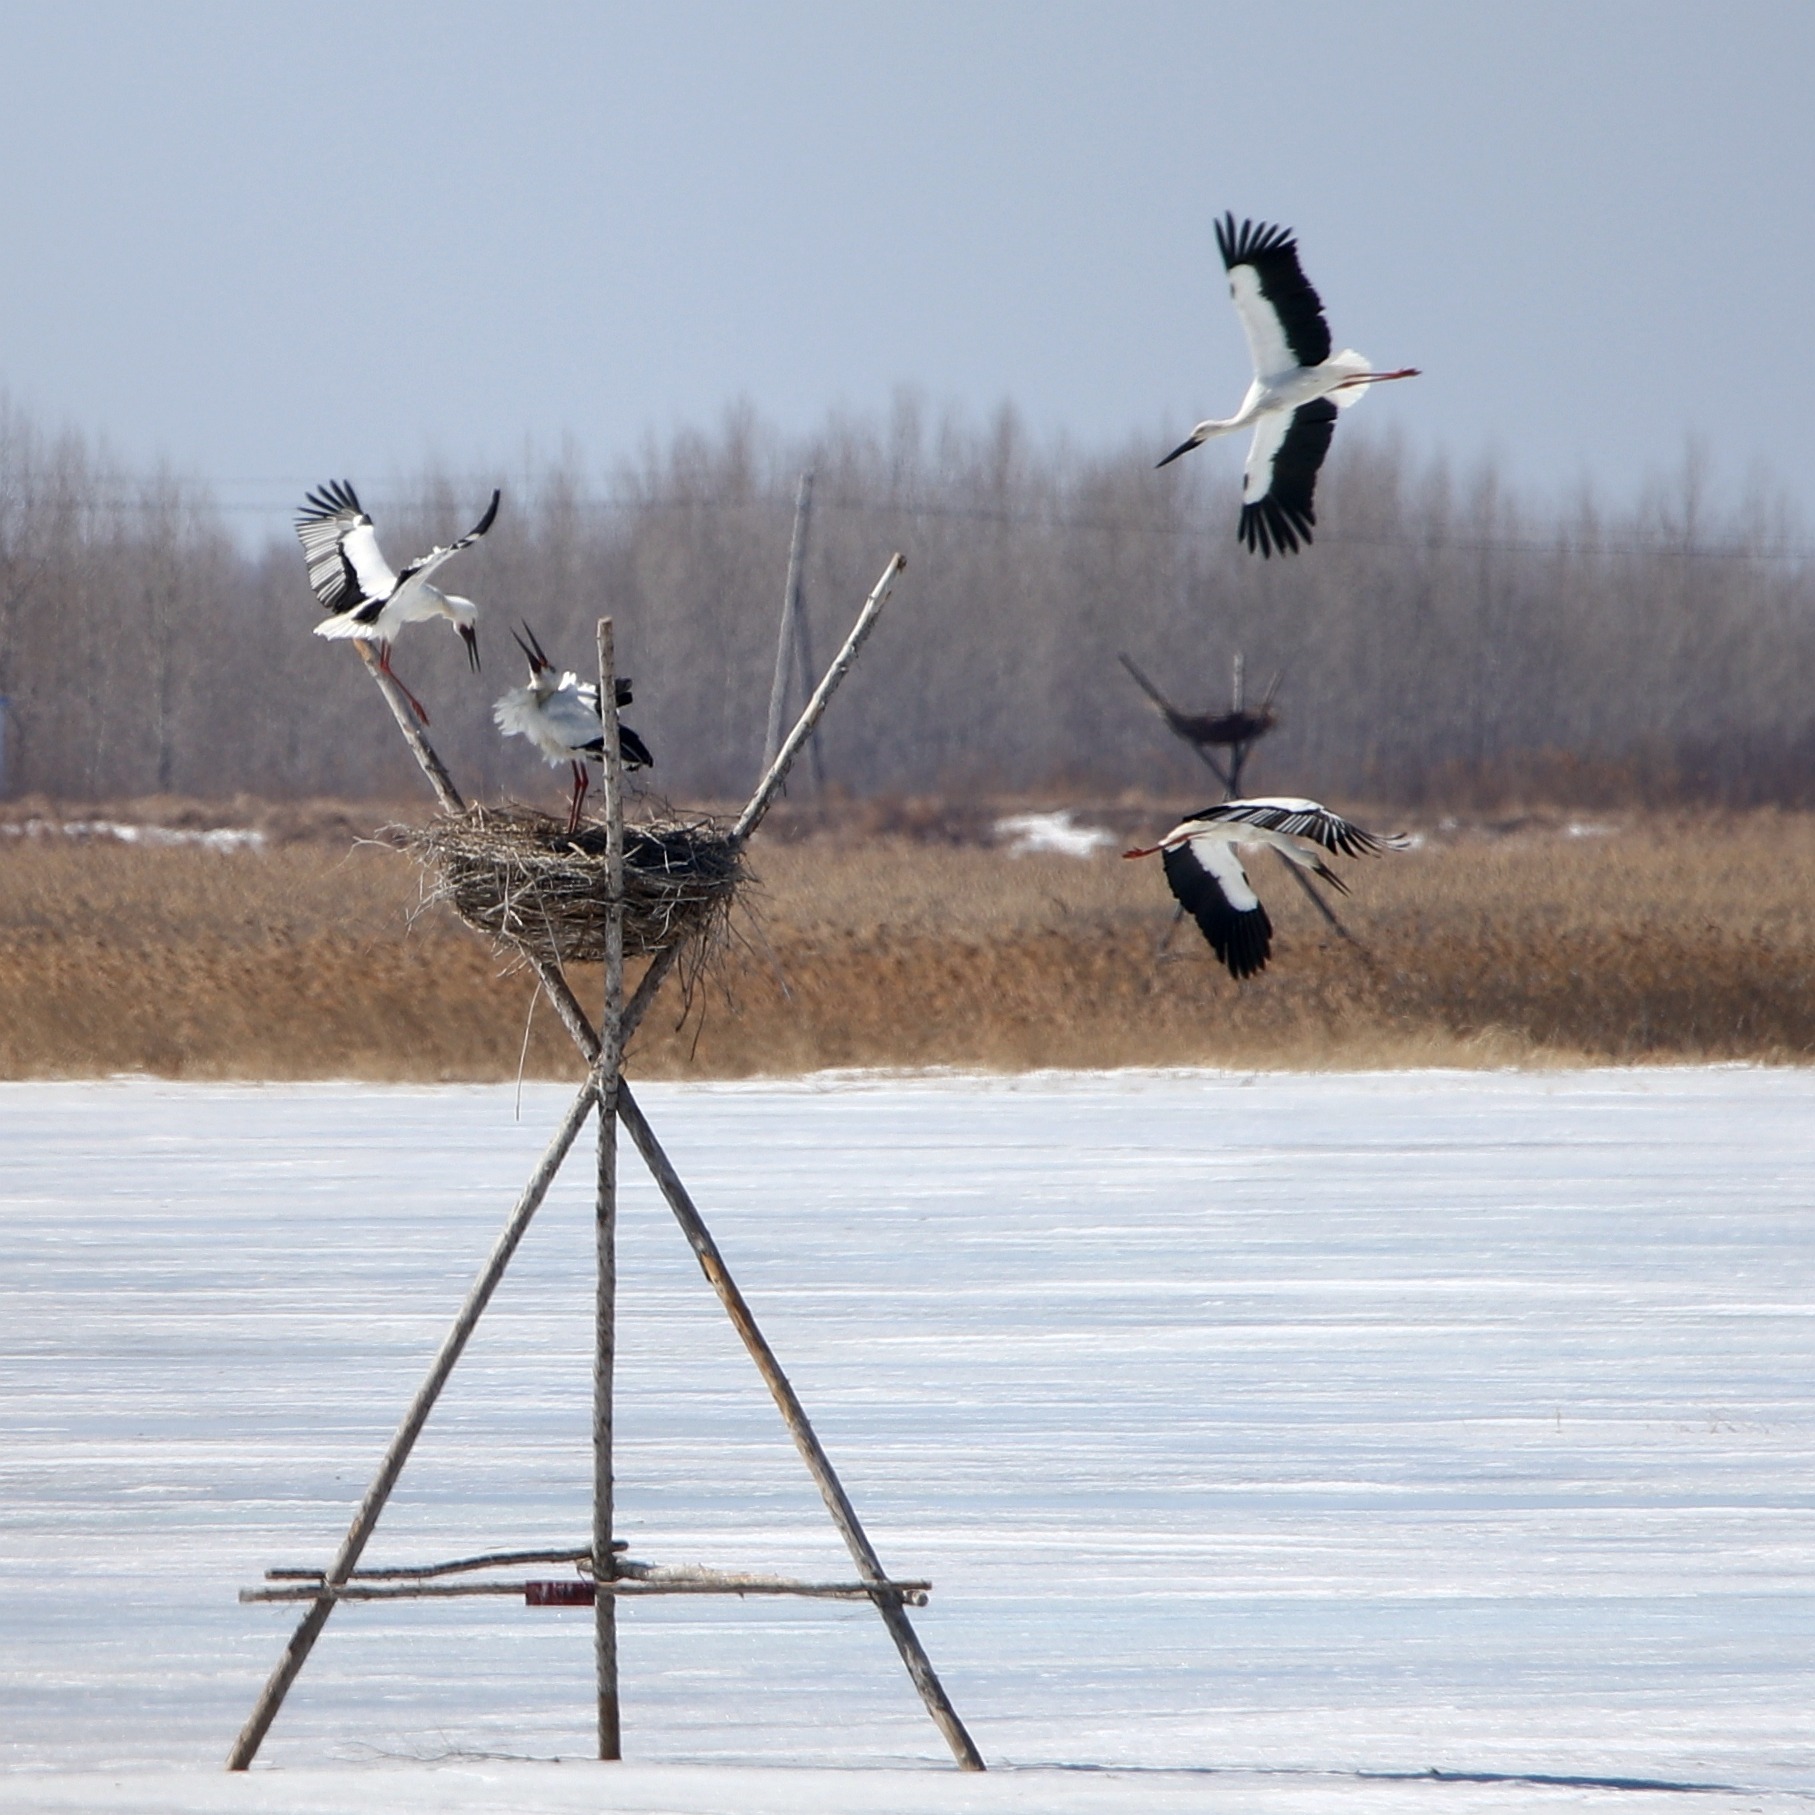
left=1328, top=349, right=1372, bottom=409
left=311, top=613, right=372, bottom=641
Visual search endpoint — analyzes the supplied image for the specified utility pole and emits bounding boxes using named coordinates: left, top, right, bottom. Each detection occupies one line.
left=761, top=472, right=825, bottom=796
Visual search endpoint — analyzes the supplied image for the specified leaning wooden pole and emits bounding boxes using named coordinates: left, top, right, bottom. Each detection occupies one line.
left=593, top=618, right=626, bottom=1760
left=355, top=643, right=466, bottom=815
left=600, top=551, right=901, bottom=1051
left=228, top=641, right=549, bottom=1772
left=737, top=553, right=901, bottom=845
left=527, top=553, right=904, bottom=1067
left=616, top=1085, right=985, bottom=1770
left=517, top=957, right=984, bottom=1773
left=226, top=1081, right=600, bottom=1769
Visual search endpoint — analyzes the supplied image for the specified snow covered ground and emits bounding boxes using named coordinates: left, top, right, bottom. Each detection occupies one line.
left=2, top=1069, right=1813, bottom=1813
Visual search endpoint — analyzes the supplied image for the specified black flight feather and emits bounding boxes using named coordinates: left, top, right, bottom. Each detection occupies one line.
left=1216, top=212, right=1332, bottom=369
left=1161, top=842, right=1272, bottom=980
left=1239, top=399, right=1338, bottom=557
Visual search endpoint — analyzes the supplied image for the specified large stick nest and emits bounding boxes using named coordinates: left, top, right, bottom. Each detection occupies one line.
left=406, top=805, right=744, bottom=965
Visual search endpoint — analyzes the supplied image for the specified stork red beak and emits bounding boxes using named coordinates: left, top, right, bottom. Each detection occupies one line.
left=1123, top=844, right=1161, bottom=859
left=460, top=623, right=480, bottom=672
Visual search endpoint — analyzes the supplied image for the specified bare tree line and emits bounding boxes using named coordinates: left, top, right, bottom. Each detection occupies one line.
left=2, top=391, right=1812, bottom=809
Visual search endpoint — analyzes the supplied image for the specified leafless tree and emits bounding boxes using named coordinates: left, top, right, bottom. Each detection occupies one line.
left=1, top=392, right=1812, bottom=809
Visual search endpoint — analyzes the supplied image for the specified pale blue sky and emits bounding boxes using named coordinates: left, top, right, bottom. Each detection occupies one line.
left=1, top=1, right=1810, bottom=531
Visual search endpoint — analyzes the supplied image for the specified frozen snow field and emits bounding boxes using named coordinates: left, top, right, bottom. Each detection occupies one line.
left=2, top=1069, right=1813, bottom=1814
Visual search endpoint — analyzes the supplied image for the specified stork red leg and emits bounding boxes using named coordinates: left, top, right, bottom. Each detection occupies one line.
left=566, top=761, right=589, bottom=835
left=376, top=645, right=432, bottom=726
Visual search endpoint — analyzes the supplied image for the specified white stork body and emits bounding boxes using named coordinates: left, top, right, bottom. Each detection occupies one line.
left=492, top=622, right=653, bottom=833
left=296, top=481, right=499, bottom=722
left=1125, top=796, right=1401, bottom=979
left=1158, top=215, right=1419, bottom=557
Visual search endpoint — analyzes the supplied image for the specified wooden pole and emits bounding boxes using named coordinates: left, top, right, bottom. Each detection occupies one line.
left=792, top=600, right=826, bottom=796
left=594, top=618, right=625, bottom=1761
left=265, top=1546, right=591, bottom=1582
left=247, top=1574, right=933, bottom=1606
left=354, top=643, right=465, bottom=815
left=226, top=1079, right=600, bottom=1769
left=736, top=553, right=902, bottom=846
left=1117, top=652, right=1234, bottom=793
left=1228, top=652, right=1249, bottom=795
left=1272, top=849, right=1374, bottom=958
left=532, top=550, right=907, bottom=1066
left=788, top=480, right=828, bottom=798
left=761, top=470, right=816, bottom=775
left=512, top=948, right=984, bottom=1773
left=616, top=1084, right=986, bottom=1771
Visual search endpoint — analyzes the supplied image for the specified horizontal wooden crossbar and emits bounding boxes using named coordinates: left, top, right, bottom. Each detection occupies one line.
left=263, top=1544, right=619, bottom=1583
left=242, top=1569, right=932, bottom=1608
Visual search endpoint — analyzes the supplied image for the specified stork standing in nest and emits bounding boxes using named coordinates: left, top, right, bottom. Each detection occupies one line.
left=1157, top=214, right=1419, bottom=556
left=296, top=480, right=500, bottom=723
left=1125, top=798, right=1402, bottom=979
left=493, top=622, right=654, bottom=833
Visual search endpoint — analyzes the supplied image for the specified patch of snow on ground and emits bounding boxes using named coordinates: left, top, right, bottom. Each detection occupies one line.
left=992, top=811, right=1115, bottom=858
left=1, top=1070, right=1812, bottom=1812
left=0, top=819, right=266, bottom=851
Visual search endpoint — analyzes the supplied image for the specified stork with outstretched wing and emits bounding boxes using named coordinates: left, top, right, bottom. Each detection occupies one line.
left=296, top=480, right=500, bottom=723
left=1125, top=797, right=1403, bottom=978
left=1158, top=215, right=1419, bottom=557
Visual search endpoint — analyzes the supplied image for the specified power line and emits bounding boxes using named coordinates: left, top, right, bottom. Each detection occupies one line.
left=13, top=483, right=1815, bottom=564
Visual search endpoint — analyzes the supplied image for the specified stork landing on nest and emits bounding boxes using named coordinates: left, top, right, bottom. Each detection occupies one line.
left=296, top=480, right=500, bottom=724
left=1125, top=797, right=1403, bottom=979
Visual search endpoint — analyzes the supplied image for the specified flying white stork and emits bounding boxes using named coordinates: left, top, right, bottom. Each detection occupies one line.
left=1157, top=214, right=1419, bottom=557
left=295, top=480, right=500, bottom=723
left=492, top=621, right=654, bottom=833
left=1124, top=797, right=1402, bottom=979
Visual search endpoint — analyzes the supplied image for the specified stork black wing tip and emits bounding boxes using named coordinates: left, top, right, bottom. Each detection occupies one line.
left=1239, top=497, right=1313, bottom=558
left=619, top=723, right=654, bottom=770
left=1216, top=214, right=1298, bottom=270
left=297, top=478, right=362, bottom=522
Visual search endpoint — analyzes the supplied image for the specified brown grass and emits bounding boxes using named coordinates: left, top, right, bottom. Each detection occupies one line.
left=3, top=805, right=1814, bottom=1079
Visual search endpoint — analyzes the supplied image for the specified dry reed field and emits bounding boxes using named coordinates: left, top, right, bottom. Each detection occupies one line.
left=3, top=801, right=1814, bottom=1079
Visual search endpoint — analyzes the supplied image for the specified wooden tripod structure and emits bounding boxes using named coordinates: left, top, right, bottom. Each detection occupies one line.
left=1118, top=649, right=1279, bottom=801
left=227, top=554, right=984, bottom=1774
